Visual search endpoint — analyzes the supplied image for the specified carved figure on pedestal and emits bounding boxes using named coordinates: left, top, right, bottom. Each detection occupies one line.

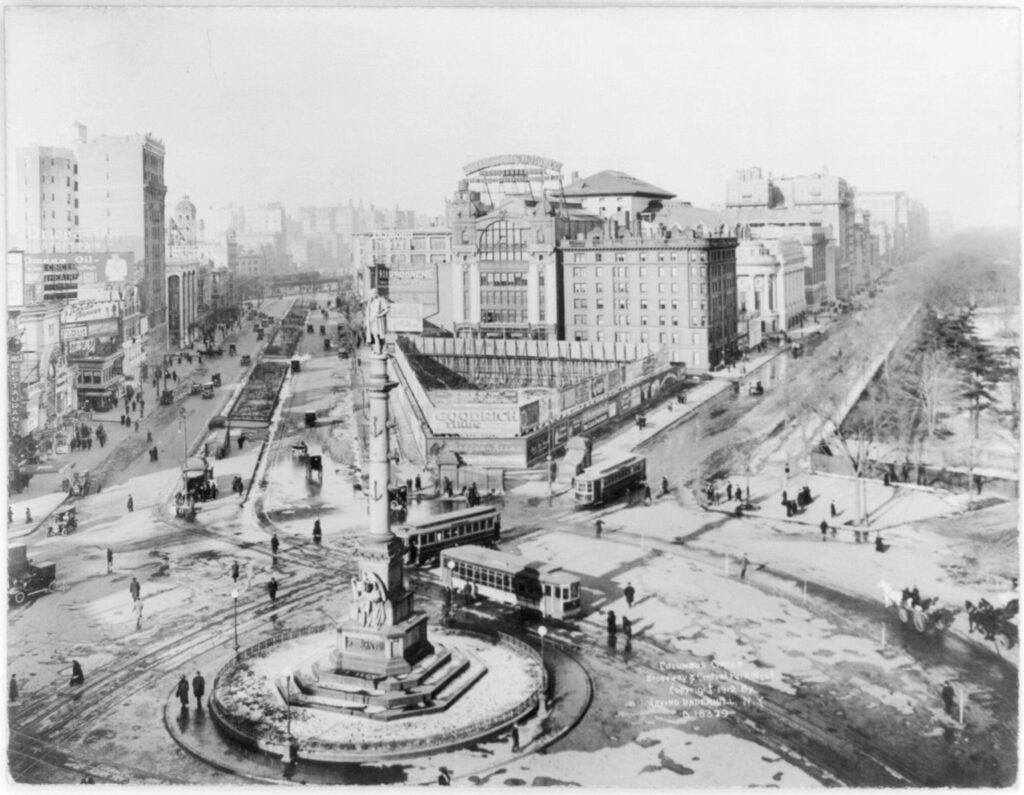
left=365, top=289, right=390, bottom=356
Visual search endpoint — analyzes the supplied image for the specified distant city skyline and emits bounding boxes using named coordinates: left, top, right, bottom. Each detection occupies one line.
left=6, top=5, right=1020, bottom=230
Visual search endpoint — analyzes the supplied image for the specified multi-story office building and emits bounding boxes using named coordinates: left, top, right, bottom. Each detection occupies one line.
left=725, top=166, right=855, bottom=300
left=206, top=203, right=288, bottom=274
left=76, top=127, right=167, bottom=333
left=11, top=146, right=79, bottom=253
left=166, top=196, right=203, bottom=349
left=561, top=225, right=739, bottom=369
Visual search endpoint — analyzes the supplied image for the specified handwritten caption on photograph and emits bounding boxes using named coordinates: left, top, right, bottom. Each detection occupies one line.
left=639, top=660, right=772, bottom=719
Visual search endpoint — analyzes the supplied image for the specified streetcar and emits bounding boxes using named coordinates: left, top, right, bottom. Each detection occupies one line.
left=440, top=545, right=582, bottom=620
left=394, top=505, right=501, bottom=565
left=573, top=453, right=647, bottom=507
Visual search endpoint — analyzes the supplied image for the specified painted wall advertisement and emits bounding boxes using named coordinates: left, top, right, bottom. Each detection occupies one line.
left=24, top=251, right=136, bottom=301
left=430, top=403, right=520, bottom=437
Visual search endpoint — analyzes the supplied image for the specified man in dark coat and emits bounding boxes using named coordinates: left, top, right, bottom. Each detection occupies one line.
left=129, top=577, right=141, bottom=602
left=106, top=548, right=114, bottom=574
left=176, top=675, right=190, bottom=708
left=313, top=519, right=322, bottom=544
left=941, top=681, right=956, bottom=716
left=606, top=610, right=617, bottom=636
left=268, top=578, right=279, bottom=604
left=437, top=768, right=452, bottom=786
left=624, top=582, right=636, bottom=608
left=271, top=534, right=280, bottom=558
left=192, top=671, right=206, bottom=709
left=70, top=661, right=85, bottom=686
left=231, top=561, right=240, bottom=583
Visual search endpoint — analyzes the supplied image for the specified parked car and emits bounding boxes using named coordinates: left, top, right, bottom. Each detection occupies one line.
left=240, top=354, right=252, bottom=366
left=211, top=373, right=222, bottom=387
left=201, top=383, right=215, bottom=399
left=8, top=544, right=57, bottom=605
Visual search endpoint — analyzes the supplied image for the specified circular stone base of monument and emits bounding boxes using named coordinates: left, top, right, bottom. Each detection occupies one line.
left=207, top=626, right=544, bottom=764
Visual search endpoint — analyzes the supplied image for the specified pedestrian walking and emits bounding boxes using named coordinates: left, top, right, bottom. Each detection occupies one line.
left=726, top=483, right=733, bottom=501
left=624, top=582, right=636, bottom=608
left=661, top=476, right=669, bottom=496
left=736, top=486, right=744, bottom=503
left=271, top=534, right=280, bottom=559
left=830, top=501, right=838, bottom=518
left=9, top=674, right=19, bottom=702
left=595, top=518, right=604, bottom=538
left=25, top=508, right=32, bottom=524
left=437, top=767, right=452, bottom=786
left=147, top=430, right=153, bottom=443
left=820, top=520, right=828, bottom=541
left=312, top=519, right=322, bottom=544
left=781, top=489, right=788, bottom=505
left=176, top=674, right=190, bottom=709
left=129, top=576, right=141, bottom=602
left=70, top=660, right=85, bottom=686
left=106, top=548, right=114, bottom=574
left=152, top=447, right=159, bottom=462
left=740, top=554, right=749, bottom=580
left=192, top=671, right=206, bottom=709
left=268, top=577, right=279, bottom=603
left=622, top=615, right=633, bottom=639
left=511, top=725, right=520, bottom=752
left=414, top=474, right=422, bottom=491
left=643, top=483, right=652, bottom=504
left=133, top=598, right=144, bottom=629
left=127, top=495, right=134, bottom=513
left=607, top=610, right=617, bottom=635
left=941, top=681, right=956, bottom=716
left=231, top=561, right=240, bottom=583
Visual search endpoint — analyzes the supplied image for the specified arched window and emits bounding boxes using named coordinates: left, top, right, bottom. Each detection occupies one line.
left=479, top=221, right=528, bottom=262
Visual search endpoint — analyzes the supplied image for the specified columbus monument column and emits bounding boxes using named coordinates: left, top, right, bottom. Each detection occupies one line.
left=327, top=289, right=432, bottom=677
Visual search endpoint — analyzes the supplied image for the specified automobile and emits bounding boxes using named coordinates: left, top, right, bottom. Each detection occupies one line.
left=211, top=373, right=222, bottom=387
left=160, top=390, right=175, bottom=405
left=228, top=343, right=237, bottom=356
left=201, top=383, right=215, bottom=399
left=748, top=380, right=765, bottom=396
left=8, top=544, right=57, bottom=605
left=240, top=354, right=252, bottom=366
left=791, top=343, right=804, bottom=358
left=190, top=382, right=202, bottom=395
left=256, top=330, right=265, bottom=341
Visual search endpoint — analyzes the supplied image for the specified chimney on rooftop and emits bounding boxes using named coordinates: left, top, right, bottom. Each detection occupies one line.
left=571, top=171, right=579, bottom=182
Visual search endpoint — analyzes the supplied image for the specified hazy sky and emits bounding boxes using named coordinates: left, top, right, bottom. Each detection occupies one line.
left=6, top=4, right=1020, bottom=229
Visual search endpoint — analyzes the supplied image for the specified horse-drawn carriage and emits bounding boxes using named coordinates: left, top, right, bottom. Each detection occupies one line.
left=965, top=591, right=1019, bottom=649
left=879, top=581, right=959, bottom=633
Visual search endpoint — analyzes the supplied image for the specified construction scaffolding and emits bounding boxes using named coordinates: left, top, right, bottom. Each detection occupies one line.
left=398, top=337, right=644, bottom=391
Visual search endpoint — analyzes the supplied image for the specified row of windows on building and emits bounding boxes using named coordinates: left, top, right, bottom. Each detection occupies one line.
left=385, top=254, right=448, bottom=265
left=569, top=249, right=731, bottom=264
left=573, top=281, right=684, bottom=294
left=571, top=330, right=704, bottom=347
left=25, top=175, right=78, bottom=187
left=372, top=237, right=448, bottom=251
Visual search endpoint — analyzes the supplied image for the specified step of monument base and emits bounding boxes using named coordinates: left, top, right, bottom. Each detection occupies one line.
left=306, top=643, right=453, bottom=693
left=281, top=646, right=487, bottom=722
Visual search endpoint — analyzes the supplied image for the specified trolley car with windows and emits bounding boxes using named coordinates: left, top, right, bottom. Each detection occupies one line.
left=573, top=454, right=647, bottom=507
left=394, top=505, right=501, bottom=565
left=440, top=545, right=582, bottom=620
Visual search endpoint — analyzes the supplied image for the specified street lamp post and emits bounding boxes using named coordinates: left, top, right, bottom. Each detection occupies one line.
left=179, top=407, right=188, bottom=462
left=538, top=625, right=548, bottom=664
left=282, top=667, right=293, bottom=742
left=232, top=589, right=239, bottom=657
left=546, top=455, right=553, bottom=496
